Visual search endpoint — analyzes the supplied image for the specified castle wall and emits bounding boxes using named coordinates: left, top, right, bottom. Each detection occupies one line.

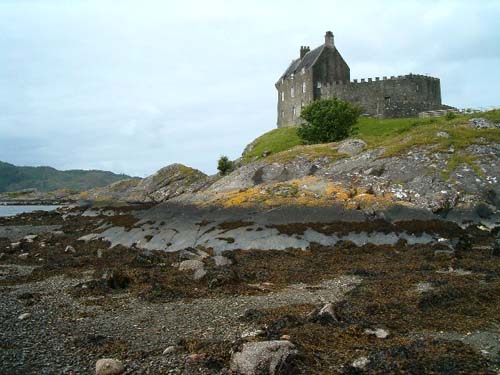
left=322, top=74, right=442, bottom=118
left=276, top=70, right=314, bottom=128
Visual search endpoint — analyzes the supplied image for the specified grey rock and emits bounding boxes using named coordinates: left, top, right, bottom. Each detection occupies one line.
left=18, top=253, right=29, bottom=259
left=352, top=356, right=370, bottom=369
left=97, top=249, right=103, bottom=258
left=179, top=247, right=209, bottom=260
left=18, top=313, right=31, bottom=320
left=178, top=259, right=204, bottom=272
left=364, top=328, right=389, bottom=339
left=95, top=358, right=125, bottom=375
left=162, top=346, right=177, bottom=355
left=337, top=139, right=367, bottom=156
left=469, top=118, right=500, bottom=129
left=64, top=245, right=76, bottom=254
left=213, top=255, right=232, bottom=267
left=230, top=340, right=297, bottom=375
left=436, top=131, right=450, bottom=138
left=23, top=235, right=38, bottom=242
left=11, top=242, right=21, bottom=249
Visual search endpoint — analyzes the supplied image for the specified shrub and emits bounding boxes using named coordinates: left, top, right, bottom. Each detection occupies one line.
left=217, top=156, right=234, bottom=176
left=297, top=98, right=362, bottom=144
left=445, top=111, right=457, bottom=121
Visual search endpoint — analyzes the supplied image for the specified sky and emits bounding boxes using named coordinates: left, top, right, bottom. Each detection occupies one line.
left=1, top=0, right=499, bottom=177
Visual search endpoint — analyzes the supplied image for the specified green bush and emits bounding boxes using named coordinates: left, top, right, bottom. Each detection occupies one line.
left=445, top=111, right=457, bottom=121
left=217, top=156, right=234, bottom=176
left=297, top=98, right=362, bottom=144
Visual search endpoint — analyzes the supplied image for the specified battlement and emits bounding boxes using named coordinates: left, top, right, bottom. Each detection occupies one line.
left=329, top=73, right=439, bottom=86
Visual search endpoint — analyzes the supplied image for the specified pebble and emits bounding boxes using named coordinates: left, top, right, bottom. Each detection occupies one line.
left=352, top=356, right=370, bottom=369
left=23, top=235, right=38, bottom=242
left=162, top=346, right=177, bottom=355
left=364, top=328, right=389, bottom=339
left=18, top=313, right=31, bottom=320
left=65, top=245, right=76, bottom=253
left=95, top=358, right=125, bottom=375
left=18, top=253, right=29, bottom=259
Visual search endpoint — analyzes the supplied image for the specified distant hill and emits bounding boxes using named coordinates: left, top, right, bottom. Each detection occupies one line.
left=0, top=161, right=132, bottom=193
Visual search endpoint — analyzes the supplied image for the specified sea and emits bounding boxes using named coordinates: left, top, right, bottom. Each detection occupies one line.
left=0, top=205, right=61, bottom=217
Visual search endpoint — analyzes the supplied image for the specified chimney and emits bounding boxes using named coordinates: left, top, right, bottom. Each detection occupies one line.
left=300, top=46, right=310, bottom=59
left=324, top=31, right=334, bottom=47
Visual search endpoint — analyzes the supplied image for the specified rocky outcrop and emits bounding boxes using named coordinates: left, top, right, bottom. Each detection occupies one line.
left=85, top=164, right=210, bottom=203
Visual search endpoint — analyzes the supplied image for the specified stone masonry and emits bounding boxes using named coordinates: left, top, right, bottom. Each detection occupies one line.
left=276, top=31, right=444, bottom=127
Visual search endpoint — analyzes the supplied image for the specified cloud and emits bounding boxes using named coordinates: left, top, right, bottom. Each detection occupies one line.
left=0, top=0, right=499, bottom=176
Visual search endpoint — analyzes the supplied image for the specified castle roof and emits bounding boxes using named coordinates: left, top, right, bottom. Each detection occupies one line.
left=279, top=45, right=325, bottom=80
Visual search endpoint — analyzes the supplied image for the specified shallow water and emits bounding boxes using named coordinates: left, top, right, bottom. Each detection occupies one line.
left=0, top=205, right=60, bottom=217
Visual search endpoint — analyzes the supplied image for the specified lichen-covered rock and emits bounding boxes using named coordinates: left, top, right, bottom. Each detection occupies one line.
left=230, top=340, right=297, bottom=375
left=84, top=164, right=209, bottom=203
left=337, top=138, right=367, bottom=156
left=469, top=117, right=500, bottom=129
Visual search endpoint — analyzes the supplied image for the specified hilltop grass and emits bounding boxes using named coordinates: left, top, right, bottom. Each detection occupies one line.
left=242, top=110, right=500, bottom=164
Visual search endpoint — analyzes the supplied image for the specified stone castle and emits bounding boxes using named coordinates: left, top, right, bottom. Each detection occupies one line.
left=276, top=31, right=445, bottom=127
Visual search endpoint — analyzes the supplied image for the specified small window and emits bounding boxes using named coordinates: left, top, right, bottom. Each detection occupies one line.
left=301, top=67, right=306, bottom=75
left=290, top=73, right=294, bottom=80
left=291, top=87, right=295, bottom=98
left=384, top=96, right=391, bottom=103
left=281, top=111, right=284, bottom=118
left=416, top=85, right=420, bottom=92
left=302, top=82, right=306, bottom=93
left=281, top=92, right=284, bottom=101
left=316, top=82, right=322, bottom=88
left=292, top=106, right=296, bottom=118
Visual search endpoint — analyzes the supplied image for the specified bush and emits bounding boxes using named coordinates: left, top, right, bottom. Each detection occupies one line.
left=297, top=98, right=362, bottom=144
left=217, top=156, right=234, bottom=176
left=445, top=111, right=457, bottom=121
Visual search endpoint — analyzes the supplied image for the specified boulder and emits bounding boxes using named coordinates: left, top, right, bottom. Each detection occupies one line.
left=95, top=358, right=125, bottom=375
left=230, top=340, right=297, bottom=375
left=469, top=118, right=500, bottom=129
left=337, top=139, right=367, bottom=156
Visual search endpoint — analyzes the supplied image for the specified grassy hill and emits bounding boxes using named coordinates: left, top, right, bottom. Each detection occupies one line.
left=0, top=161, right=132, bottom=193
left=242, top=110, right=500, bottom=163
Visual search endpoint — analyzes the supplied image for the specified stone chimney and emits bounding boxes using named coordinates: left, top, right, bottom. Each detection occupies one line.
left=324, top=31, right=334, bottom=47
left=300, top=46, right=310, bottom=59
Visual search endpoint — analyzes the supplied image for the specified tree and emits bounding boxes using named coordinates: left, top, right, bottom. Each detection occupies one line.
left=217, top=155, right=234, bottom=176
left=297, top=98, right=362, bottom=144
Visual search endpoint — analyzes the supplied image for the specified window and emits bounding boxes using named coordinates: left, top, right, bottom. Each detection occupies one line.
left=281, top=91, right=284, bottom=101
left=292, top=106, right=296, bottom=118
left=316, top=82, right=322, bottom=88
left=301, top=67, right=306, bottom=75
left=290, top=73, right=294, bottom=80
left=281, top=111, right=284, bottom=118
left=291, top=87, right=295, bottom=98
left=302, top=82, right=306, bottom=93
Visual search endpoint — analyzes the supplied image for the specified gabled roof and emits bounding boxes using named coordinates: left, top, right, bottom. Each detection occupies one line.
left=278, top=45, right=325, bottom=82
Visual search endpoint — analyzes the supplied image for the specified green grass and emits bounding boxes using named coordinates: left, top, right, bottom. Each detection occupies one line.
left=243, top=127, right=301, bottom=162
left=243, top=110, right=500, bottom=163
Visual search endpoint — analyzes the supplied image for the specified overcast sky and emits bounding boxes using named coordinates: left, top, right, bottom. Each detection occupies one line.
left=1, top=0, right=499, bottom=176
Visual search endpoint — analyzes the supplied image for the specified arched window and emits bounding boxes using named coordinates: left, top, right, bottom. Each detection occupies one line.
left=291, top=87, right=295, bottom=98
left=281, top=92, right=284, bottom=101
left=302, top=82, right=306, bottom=93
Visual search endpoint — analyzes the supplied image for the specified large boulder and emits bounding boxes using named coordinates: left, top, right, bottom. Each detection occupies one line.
left=337, top=138, right=367, bottom=156
left=230, top=340, right=297, bottom=375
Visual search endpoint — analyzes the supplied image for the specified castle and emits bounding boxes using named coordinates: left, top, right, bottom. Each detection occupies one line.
left=276, top=31, right=445, bottom=127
